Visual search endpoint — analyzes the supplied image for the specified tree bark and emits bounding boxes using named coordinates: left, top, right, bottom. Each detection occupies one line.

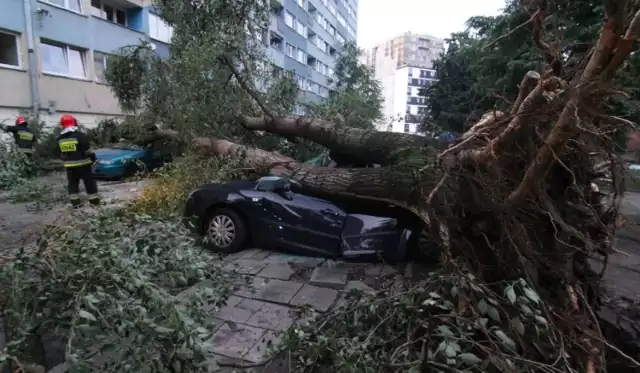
left=241, top=116, right=438, bottom=165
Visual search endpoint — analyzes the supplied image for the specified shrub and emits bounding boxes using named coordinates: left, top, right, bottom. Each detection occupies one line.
left=0, top=209, right=236, bottom=372
left=130, top=154, right=248, bottom=217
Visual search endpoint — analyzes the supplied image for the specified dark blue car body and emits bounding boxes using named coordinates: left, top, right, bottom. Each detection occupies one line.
left=92, top=146, right=166, bottom=179
left=184, top=177, right=421, bottom=261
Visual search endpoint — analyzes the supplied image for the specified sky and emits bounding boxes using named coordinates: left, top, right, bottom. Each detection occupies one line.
left=356, top=0, right=507, bottom=48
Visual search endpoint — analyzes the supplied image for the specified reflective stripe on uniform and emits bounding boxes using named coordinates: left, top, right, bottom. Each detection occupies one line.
left=17, top=147, right=34, bottom=153
left=58, top=138, right=79, bottom=152
left=68, top=194, right=81, bottom=200
left=17, top=131, right=34, bottom=141
left=63, top=159, right=93, bottom=167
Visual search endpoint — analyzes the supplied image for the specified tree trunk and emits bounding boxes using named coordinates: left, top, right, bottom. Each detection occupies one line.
left=241, top=116, right=438, bottom=166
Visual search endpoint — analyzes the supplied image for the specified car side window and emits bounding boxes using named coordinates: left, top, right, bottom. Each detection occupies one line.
left=255, top=177, right=282, bottom=191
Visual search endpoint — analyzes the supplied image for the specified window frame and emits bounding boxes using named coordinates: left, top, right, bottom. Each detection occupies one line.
left=91, top=0, right=127, bottom=27
left=40, top=0, right=83, bottom=14
left=0, top=30, right=21, bottom=69
left=296, top=48, right=306, bottom=64
left=39, top=40, right=87, bottom=79
left=93, top=51, right=108, bottom=83
left=284, top=11, right=294, bottom=28
left=285, top=43, right=296, bottom=58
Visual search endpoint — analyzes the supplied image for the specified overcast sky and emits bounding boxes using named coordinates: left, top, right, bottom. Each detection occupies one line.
left=356, top=0, right=507, bottom=48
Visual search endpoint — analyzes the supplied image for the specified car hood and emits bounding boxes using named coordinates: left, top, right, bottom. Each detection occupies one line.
left=95, top=148, right=143, bottom=160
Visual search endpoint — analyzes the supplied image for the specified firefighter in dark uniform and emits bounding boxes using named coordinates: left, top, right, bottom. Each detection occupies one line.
left=1, top=116, right=37, bottom=157
left=55, top=114, right=101, bottom=207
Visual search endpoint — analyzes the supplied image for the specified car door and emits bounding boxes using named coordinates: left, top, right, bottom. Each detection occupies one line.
left=253, top=188, right=347, bottom=257
left=141, top=143, right=164, bottom=171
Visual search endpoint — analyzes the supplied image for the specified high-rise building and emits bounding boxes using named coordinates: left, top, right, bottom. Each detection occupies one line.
left=0, top=0, right=172, bottom=126
left=363, top=32, right=444, bottom=133
left=267, top=0, right=358, bottom=114
left=0, top=0, right=357, bottom=127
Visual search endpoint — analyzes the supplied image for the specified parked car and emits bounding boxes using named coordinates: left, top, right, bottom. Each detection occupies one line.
left=92, top=142, right=170, bottom=179
left=183, top=176, right=424, bottom=261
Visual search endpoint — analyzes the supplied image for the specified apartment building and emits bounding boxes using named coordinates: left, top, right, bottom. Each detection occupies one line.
left=266, top=0, right=358, bottom=114
left=363, top=32, right=444, bottom=133
left=0, top=0, right=173, bottom=127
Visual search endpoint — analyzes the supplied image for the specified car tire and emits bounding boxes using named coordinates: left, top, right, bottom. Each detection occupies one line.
left=203, top=207, right=247, bottom=254
left=123, top=162, right=140, bottom=178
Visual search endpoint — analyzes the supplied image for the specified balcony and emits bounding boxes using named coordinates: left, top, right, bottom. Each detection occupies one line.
left=91, top=0, right=144, bottom=32
left=270, top=0, right=284, bottom=14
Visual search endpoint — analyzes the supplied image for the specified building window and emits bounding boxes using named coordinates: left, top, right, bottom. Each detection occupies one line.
left=0, top=31, right=20, bottom=68
left=149, top=14, right=173, bottom=43
left=327, top=0, right=336, bottom=15
left=40, top=41, right=86, bottom=78
left=407, top=87, right=412, bottom=95
left=270, top=32, right=283, bottom=50
left=42, top=0, right=82, bottom=13
left=347, top=5, right=356, bottom=20
left=337, top=13, right=346, bottom=27
left=296, top=49, right=306, bottom=64
left=285, top=43, right=295, bottom=58
left=91, top=0, right=126, bottom=26
left=285, top=11, right=294, bottom=28
left=336, top=33, right=345, bottom=44
left=295, top=0, right=306, bottom=9
left=347, top=24, right=355, bottom=38
left=404, top=122, right=410, bottom=132
left=93, top=51, right=108, bottom=82
left=294, top=19, right=307, bottom=37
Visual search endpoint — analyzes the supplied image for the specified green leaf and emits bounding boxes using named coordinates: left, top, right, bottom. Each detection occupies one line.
left=523, top=287, right=540, bottom=303
left=478, top=299, right=488, bottom=314
left=534, top=315, right=548, bottom=326
left=487, top=305, right=500, bottom=322
left=437, top=325, right=455, bottom=337
left=154, top=326, right=175, bottom=333
left=78, top=309, right=97, bottom=322
left=520, top=304, right=533, bottom=315
left=510, top=316, right=525, bottom=336
left=494, top=330, right=517, bottom=351
left=505, top=286, right=516, bottom=304
left=450, top=286, right=458, bottom=298
left=445, top=343, right=457, bottom=357
left=458, top=352, right=483, bottom=366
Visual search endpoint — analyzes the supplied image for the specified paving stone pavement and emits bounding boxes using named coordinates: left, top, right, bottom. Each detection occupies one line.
left=189, top=248, right=402, bottom=367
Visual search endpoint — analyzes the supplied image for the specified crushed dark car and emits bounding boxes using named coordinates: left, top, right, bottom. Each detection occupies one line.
left=183, top=175, right=425, bottom=261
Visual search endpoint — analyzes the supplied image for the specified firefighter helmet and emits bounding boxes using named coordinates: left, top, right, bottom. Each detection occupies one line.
left=60, top=114, right=77, bottom=128
left=15, top=116, right=27, bottom=125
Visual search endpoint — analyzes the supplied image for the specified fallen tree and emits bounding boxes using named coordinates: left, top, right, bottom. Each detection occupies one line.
left=98, top=0, right=640, bottom=371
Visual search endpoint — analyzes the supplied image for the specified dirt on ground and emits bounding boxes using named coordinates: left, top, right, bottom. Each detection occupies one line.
left=0, top=173, right=149, bottom=253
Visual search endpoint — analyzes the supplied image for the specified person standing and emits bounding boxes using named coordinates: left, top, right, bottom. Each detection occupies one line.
left=0, top=116, right=37, bottom=157
left=55, top=114, right=100, bottom=207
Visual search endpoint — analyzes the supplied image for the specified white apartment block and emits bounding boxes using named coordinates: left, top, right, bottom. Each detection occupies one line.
left=363, top=32, right=444, bottom=133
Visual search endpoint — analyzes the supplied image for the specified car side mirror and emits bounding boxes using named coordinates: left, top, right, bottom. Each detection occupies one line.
left=273, top=179, right=293, bottom=199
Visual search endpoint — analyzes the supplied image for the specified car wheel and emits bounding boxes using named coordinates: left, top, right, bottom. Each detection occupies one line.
left=123, top=162, right=140, bottom=178
left=203, top=208, right=247, bottom=254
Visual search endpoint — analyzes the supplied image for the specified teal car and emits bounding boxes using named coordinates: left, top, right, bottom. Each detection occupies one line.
left=92, top=143, right=170, bottom=179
